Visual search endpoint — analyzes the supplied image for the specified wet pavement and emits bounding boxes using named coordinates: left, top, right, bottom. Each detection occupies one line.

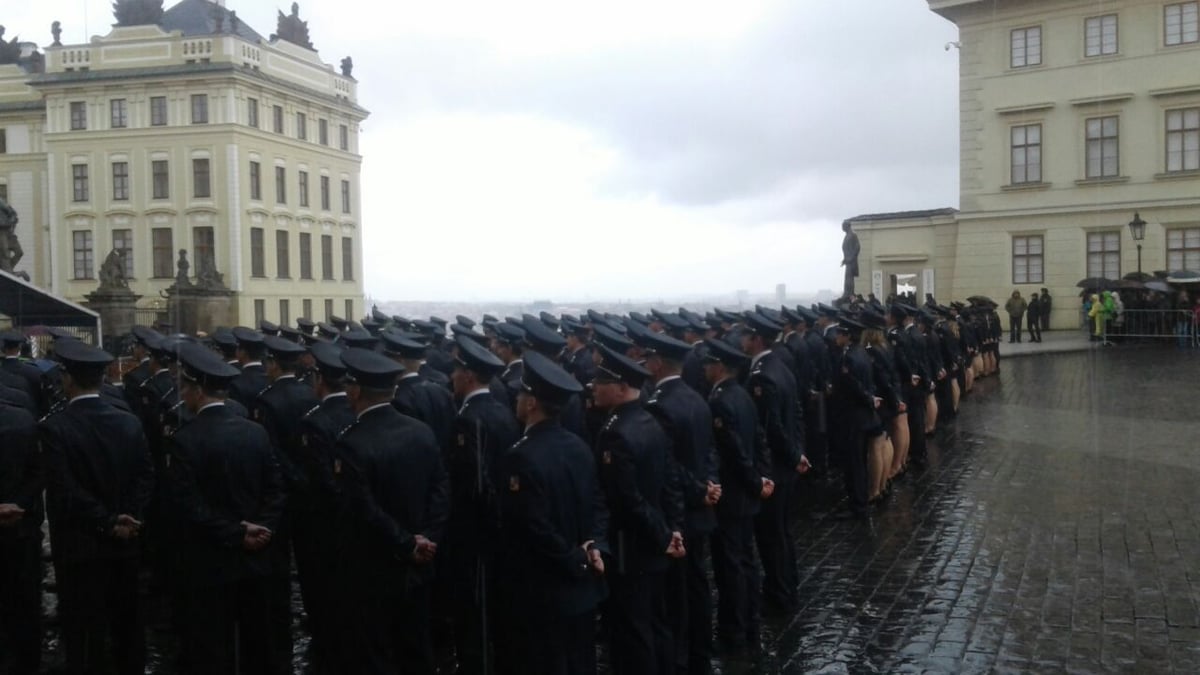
left=31, top=347, right=1200, bottom=673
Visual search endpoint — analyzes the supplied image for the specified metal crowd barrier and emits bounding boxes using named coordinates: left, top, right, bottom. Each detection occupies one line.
left=1080, top=308, right=1199, bottom=347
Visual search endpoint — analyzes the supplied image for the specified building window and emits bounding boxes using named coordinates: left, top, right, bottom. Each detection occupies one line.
left=345, top=299, right=354, bottom=321
left=341, top=237, right=354, bottom=281
left=194, top=227, right=215, bottom=274
left=298, top=170, right=309, bottom=207
left=1167, top=228, right=1200, bottom=271
left=112, top=161, right=130, bottom=201
left=0, top=128, right=7, bottom=154
left=273, top=105, right=284, bottom=133
left=0, top=183, right=7, bottom=201
left=276, top=230, right=290, bottom=278
left=341, top=180, right=351, bottom=214
left=1010, top=26, right=1042, bottom=68
left=1165, top=2, right=1199, bottom=46
left=321, top=234, right=334, bottom=280
left=1086, top=232, right=1121, bottom=280
left=152, top=228, right=173, bottom=278
left=303, top=298, right=312, bottom=320
left=1086, top=116, right=1119, bottom=178
left=324, top=298, right=333, bottom=321
left=1011, top=124, right=1042, bottom=184
left=70, top=101, right=87, bottom=130
left=279, top=299, right=290, bottom=327
left=1166, top=108, right=1200, bottom=172
left=152, top=160, right=170, bottom=199
left=319, top=119, right=329, bottom=146
left=112, top=229, right=134, bottom=278
left=150, top=96, right=167, bottom=126
left=275, top=166, right=287, bottom=204
left=72, top=231, right=93, bottom=279
left=250, top=227, right=265, bottom=277
left=320, top=176, right=330, bottom=210
left=247, top=98, right=259, bottom=128
left=1012, top=235, right=1044, bottom=284
left=110, top=99, right=128, bottom=128
left=191, top=94, right=208, bottom=124
left=250, top=161, right=262, bottom=200
left=254, top=299, right=266, bottom=327
left=1085, top=15, right=1118, bottom=57
left=339, top=124, right=349, bottom=151
left=193, top=158, right=211, bottom=198
left=72, top=164, right=89, bottom=202
left=296, top=112, right=307, bottom=140
left=299, top=232, right=313, bottom=279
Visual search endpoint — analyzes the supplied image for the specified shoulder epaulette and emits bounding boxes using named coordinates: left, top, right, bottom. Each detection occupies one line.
left=601, top=413, right=619, bottom=433
left=256, top=383, right=275, bottom=400
left=39, top=399, right=67, bottom=423
left=335, top=419, right=360, bottom=442
left=302, top=403, right=321, bottom=420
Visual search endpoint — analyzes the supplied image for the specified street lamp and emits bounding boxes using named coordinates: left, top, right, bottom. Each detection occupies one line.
left=1128, top=212, right=1147, bottom=276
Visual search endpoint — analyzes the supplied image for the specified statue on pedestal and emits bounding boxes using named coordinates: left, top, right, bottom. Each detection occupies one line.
left=173, top=249, right=192, bottom=289
left=195, top=256, right=226, bottom=291
left=340, top=56, right=353, bottom=78
left=841, top=221, right=860, bottom=299
left=272, top=2, right=314, bottom=49
left=112, top=0, right=165, bottom=27
left=51, top=21, right=62, bottom=46
left=97, top=248, right=131, bottom=293
left=0, top=196, right=26, bottom=278
left=0, top=27, right=23, bottom=65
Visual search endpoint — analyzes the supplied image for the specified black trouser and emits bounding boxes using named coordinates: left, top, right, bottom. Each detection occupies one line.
left=267, top=521, right=293, bottom=675
left=935, top=374, right=955, bottom=421
left=55, top=556, right=144, bottom=675
left=342, top=583, right=435, bottom=675
left=516, top=609, right=596, bottom=675
left=449, top=549, right=492, bottom=675
left=186, top=577, right=277, bottom=675
left=1027, top=315, right=1041, bottom=342
left=754, top=468, right=798, bottom=611
left=837, top=424, right=870, bottom=514
left=905, top=390, right=927, bottom=461
left=666, top=529, right=713, bottom=675
left=0, top=535, right=42, bottom=674
left=1009, top=317, right=1022, bottom=342
left=804, top=394, right=829, bottom=474
left=711, top=517, right=760, bottom=648
left=608, top=570, right=671, bottom=675
left=292, top=510, right=338, bottom=671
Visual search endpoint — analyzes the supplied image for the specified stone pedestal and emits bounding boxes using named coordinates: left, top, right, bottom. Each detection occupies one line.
left=164, top=287, right=239, bottom=335
left=84, top=290, right=141, bottom=346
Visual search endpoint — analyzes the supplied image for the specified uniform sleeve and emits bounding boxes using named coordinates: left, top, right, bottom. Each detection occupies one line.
left=39, top=420, right=115, bottom=533
left=710, top=399, right=760, bottom=496
left=338, top=443, right=416, bottom=560
left=507, top=453, right=591, bottom=578
left=646, top=402, right=707, bottom=510
left=163, top=437, right=246, bottom=547
left=597, top=430, right=672, bottom=551
left=749, top=373, right=798, bottom=467
left=421, top=435, right=451, bottom=545
left=4, top=410, right=42, bottom=512
left=127, top=420, right=156, bottom=520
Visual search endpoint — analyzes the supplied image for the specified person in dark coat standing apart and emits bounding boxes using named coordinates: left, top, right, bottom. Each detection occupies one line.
left=40, top=339, right=155, bottom=675
left=334, top=348, right=450, bottom=675
left=0, top=374, right=42, bottom=674
left=703, top=338, right=773, bottom=656
left=1040, top=287, right=1053, bottom=332
left=163, top=342, right=286, bottom=675
left=592, top=344, right=686, bottom=675
left=741, top=311, right=809, bottom=614
left=498, top=351, right=608, bottom=675
left=1027, top=293, right=1043, bottom=343
left=641, top=331, right=720, bottom=675
left=447, top=334, right=521, bottom=674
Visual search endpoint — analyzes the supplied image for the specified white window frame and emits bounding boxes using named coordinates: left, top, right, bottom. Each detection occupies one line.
left=1085, top=14, right=1118, bottom=57
left=1086, top=232, right=1121, bottom=280
left=1011, top=26, right=1042, bottom=68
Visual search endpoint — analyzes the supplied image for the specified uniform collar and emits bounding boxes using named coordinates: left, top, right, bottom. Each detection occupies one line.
left=459, top=387, right=490, bottom=414
left=399, top=372, right=421, bottom=381
left=357, top=401, right=393, bottom=420
left=69, top=393, right=102, bottom=405
left=654, top=374, right=682, bottom=388
left=749, top=349, right=771, bottom=371
left=198, top=402, right=225, bottom=414
left=322, top=392, right=347, bottom=403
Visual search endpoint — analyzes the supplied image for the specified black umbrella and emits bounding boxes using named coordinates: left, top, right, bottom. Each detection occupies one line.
left=1076, top=277, right=1114, bottom=290
left=1122, top=271, right=1153, bottom=281
left=1144, top=280, right=1172, bottom=293
left=1116, top=279, right=1145, bottom=290
left=1166, top=270, right=1200, bottom=283
left=966, top=295, right=994, bottom=305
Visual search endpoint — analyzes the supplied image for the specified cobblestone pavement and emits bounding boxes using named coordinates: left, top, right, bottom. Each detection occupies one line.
left=736, top=347, right=1200, bottom=674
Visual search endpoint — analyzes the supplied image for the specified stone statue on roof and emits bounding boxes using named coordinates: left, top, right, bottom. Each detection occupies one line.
left=0, top=27, right=23, bottom=65
left=273, top=2, right=314, bottom=50
left=51, top=21, right=62, bottom=46
left=341, top=56, right=353, bottom=78
left=112, top=0, right=165, bottom=27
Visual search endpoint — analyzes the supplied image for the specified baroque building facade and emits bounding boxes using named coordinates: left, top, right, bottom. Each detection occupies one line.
left=0, top=0, right=368, bottom=327
left=849, top=0, right=1200, bottom=328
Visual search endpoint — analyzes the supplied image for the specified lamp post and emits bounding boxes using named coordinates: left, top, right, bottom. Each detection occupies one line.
left=1128, top=212, right=1146, bottom=276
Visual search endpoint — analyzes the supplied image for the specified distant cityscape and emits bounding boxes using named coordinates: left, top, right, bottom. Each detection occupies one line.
left=368, top=285, right=841, bottom=324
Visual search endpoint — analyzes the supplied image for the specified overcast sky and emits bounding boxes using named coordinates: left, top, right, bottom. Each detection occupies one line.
left=10, top=0, right=961, bottom=303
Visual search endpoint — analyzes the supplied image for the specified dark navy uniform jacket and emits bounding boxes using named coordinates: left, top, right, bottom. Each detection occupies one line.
left=164, top=403, right=285, bottom=585
left=393, top=373, right=456, bottom=452
left=594, top=400, right=684, bottom=576
left=228, top=362, right=269, bottom=411
left=499, top=419, right=608, bottom=618
left=646, top=376, right=717, bottom=536
left=489, top=358, right=524, bottom=413
left=563, top=345, right=596, bottom=386
left=3, top=356, right=44, bottom=412
left=297, top=393, right=355, bottom=512
left=746, top=350, right=803, bottom=471
left=448, top=389, right=520, bottom=555
left=707, top=377, right=768, bottom=521
left=681, top=341, right=710, bottom=396
left=335, top=404, right=450, bottom=596
left=804, top=330, right=831, bottom=394
left=830, top=344, right=880, bottom=431
left=39, top=396, right=155, bottom=564
left=255, top=375, right=320, bottom=496
left=0, top=401, right=41, bottom=539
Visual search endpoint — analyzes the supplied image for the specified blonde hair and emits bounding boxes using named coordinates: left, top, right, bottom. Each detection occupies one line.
left=861, top=328, right=887, bottom=349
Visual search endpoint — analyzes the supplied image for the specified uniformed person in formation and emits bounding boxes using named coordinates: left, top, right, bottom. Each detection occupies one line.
left=641, top=330, right=720, bottom=675
left=703, top=338, right=772, bottom=655
left=591, top=344, right=685, bottom=675
left=40, top=339, right=155, bottom=675
left=740, top=311, right=807, bottom=614
left=488, top=322, right=526, bottom=413
left=163, top=342, right=286, bottom=675
left=228, top=326, right=269, bottom=409
left=446, top=334, right=521, bottom=674
left=334, top=348, right=449, bottom=675
left=2, top=329, right=43, bottom=414
left=0, top=363, right=42, bottom=674
left=294, top=340, right=356, bottom=671
left=383, top=331, right=456, bottom=452
left=497, top=350, right=608, bottom=675
left=829, top=318, right=880, bottom=519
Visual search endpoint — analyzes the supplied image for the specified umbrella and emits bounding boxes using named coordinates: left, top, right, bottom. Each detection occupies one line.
left=1076, top=277, right=1114, bottom=290
left=1116, top=279, right=1145, bottom=290
left=966, top=295, right=994, bottom=305
left=1166, top=270, right=1200, bottom=283
left=1144, top=280, right=1172, bottom=293
left=1122, top=271, right=1153, bottom=281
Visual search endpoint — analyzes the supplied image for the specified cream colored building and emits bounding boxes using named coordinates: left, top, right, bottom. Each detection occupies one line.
left=850, top=0, right=1200, bottom=328
left=0, top=0, right=368, bottom=328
